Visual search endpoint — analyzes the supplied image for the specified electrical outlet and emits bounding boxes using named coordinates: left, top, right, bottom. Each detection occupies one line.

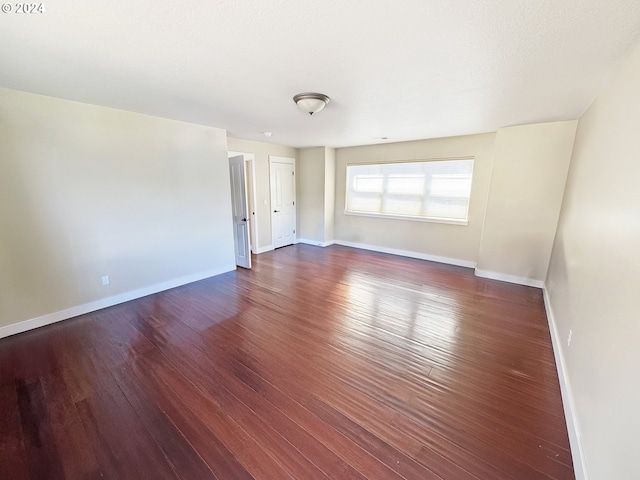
left=101, top=275, right=110, bottom=286
left=567, top=329, right=573, bottom=347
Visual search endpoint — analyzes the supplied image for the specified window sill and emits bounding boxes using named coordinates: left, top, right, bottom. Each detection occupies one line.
left=343, top=210, right=468, bottom=226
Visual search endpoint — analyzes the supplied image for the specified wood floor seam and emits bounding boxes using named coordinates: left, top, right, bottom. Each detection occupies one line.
left=0, top=244, right=575, bottom=479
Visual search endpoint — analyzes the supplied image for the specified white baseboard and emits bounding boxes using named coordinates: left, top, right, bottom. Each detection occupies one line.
left=332, top=240, right=476, bottom=269
left=474, top=268, right=544, bottom=288
left=0, top=264, right=236, bottom=340
left=295, top=238, right=336, bottom=248
left=543, top=287, right=588, bottom=480
left=255, top=245, right=274, bottom=254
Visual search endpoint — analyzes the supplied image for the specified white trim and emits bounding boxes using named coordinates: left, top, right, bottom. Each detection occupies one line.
left=269, top=156, right=295, bottom=164
left=344, top=158, right=474, bottom=227
left=0, top=265, right=236, bottom=340
left=256, top=245, right=274, bottom=254
left=229, top=154, right=252, bottom=269
left=333, top=240, right=476, bottom=268
left=228, top=151, right=258, bottom=255
left=343, top=210, right=468, bottom=226
left=269, top=155, right=297, bottom=250
left=543, top=287, right=588, bottom=480
left=246, top=157, right=259, bottom=255
left=474, top=269, right=544, bottom=288
left=227, top=151, right=247, bottom=158
left=295, top=238, right=336, bottom=248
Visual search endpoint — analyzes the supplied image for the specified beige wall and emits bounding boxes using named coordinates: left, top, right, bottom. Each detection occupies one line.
left=297, top=147, right=326, bottom=242
left=546, top=42, right=640, bottom=480
left=227, top=137, right=298, bottom=250
left=476, top=121, right=577, bottom=286
left=334, top=133, right=496, bottom=266
left=297, top=146, right=336, bottom=245
left=0, top=87, right=235, bottom=333
left=324, top=147, right=336, bottom=242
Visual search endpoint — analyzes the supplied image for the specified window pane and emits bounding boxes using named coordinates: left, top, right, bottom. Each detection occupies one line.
left=425, top=199, right=469, bottom=218
left=345, top=159, right=473, bottom=222
left=353, top=175, right=383, bottom=193
left=430, top=174, right=472, bottom=198
left=387, top=175, right=424, bottom=195
left=348, top=194, right=381, bottom=213
left=384, top=197, right=423, bottom=216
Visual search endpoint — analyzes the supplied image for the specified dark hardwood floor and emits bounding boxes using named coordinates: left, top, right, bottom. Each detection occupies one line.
left=0, top=244, right=574, bottom=479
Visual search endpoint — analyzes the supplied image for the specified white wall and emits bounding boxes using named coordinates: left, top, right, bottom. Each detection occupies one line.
left=0, top=87, right=236, bottom=335
left=227, top=137, right=298, bottom=251
left=476, top=121, right=577, bottom=286
left=334, top=133, right=496, bottom=266
left=545, top=41, right=640, bottom=480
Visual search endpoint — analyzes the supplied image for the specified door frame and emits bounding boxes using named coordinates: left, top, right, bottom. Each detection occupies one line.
left=269, top=155, right=296, bottom=248
left=229, top=155, right=251, bottom=268
left=229, top=151, right=258, bottom=254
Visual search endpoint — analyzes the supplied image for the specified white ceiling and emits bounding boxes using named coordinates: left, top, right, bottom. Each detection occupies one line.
left=1, top=1, right=639, bottom=148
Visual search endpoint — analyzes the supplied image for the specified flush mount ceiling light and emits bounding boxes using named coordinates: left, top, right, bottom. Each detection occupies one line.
left=293, top=92, right=330, bottom=115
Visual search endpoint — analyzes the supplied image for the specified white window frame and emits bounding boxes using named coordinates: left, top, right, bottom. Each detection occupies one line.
left=344, top=158, right=474, bottom=225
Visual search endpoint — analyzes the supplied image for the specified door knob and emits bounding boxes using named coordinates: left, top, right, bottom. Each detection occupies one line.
left=274, top=210, right=280, bottom=213
left=241, top=217, right=247, bottom=222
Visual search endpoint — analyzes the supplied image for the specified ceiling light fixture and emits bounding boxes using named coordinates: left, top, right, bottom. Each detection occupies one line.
left=293, top=92, right=330, bottom=115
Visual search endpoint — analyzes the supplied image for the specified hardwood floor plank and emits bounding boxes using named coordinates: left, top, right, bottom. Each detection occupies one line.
left=39, top=369, right=102, bottom=479
left=128, top=350, right=304, bottom=480
left=74, top=373, right=181, bottom=480
left=16, top=379, right=67, bottom=480
left=135, top=337, right=331, bottom=480
left=222, top=358, right=410, bottom=480
left=169, top=338, right=376, bottom=480
left=199, top=303, right=559, bottom=479
left=0, top=244, right=574, bottom=479
left=0, top=382, right=30, bottom=480
left=110, top=365, right=220, bottom=480
left=305, top=394, right=446, bottom=480
left=208, top=316, right=512, bottom=480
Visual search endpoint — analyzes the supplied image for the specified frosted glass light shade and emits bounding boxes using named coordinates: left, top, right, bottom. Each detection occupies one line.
left=293, top=93, right=330, bottom=115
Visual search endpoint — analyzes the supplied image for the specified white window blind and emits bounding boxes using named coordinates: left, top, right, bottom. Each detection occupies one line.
left=345, top=159, right=474, bottom=223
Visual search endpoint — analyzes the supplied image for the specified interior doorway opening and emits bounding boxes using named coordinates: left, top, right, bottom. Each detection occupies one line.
left=269, top=155, right=296, bottom=249
left=228, top=151, right=257, bottom=267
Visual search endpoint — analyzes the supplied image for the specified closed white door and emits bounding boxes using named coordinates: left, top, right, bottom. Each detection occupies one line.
left=229, top=155, right=251, bottom=268
left=270, top=157, right=296, bottom=249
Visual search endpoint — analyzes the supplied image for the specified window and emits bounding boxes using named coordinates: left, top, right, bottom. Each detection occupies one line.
left=345, top=158, right=474, bottom=224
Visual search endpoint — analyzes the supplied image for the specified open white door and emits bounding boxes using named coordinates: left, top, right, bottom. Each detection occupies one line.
left=229, top=155, right=251, bottom=269
left=270, top=156, right=296, bottom=248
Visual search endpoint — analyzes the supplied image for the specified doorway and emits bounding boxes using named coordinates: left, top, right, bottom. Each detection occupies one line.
left=269, top=156, right=296, bottom=248
left=228, top=152, right=257, bottom=268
